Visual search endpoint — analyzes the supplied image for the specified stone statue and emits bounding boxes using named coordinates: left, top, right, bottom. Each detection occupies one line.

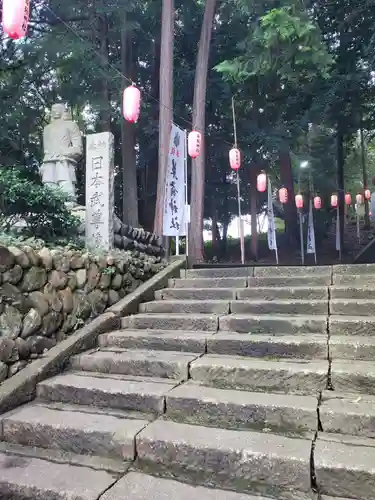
left=40, top=103, right=83, bottom=203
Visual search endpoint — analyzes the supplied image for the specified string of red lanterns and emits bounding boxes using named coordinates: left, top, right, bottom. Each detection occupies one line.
left=2, top=0, right=30, bottom=40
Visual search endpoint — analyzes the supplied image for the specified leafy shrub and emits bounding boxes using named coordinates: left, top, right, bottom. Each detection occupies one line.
left=0, top=167, right=81, bottom=242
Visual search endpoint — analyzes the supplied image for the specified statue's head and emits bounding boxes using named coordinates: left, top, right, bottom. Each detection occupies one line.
left=50, top=103, right=65, bottom=121
left=63, top=107, right=72, bottom=121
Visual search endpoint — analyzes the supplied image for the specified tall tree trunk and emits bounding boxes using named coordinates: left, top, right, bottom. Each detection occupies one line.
left=360, top=123, right=370, bottom=229
left=98, top=8, right=111, bottom=131
left=249, top=165, right=258, bottom=260
left=189, top=0, right=217, bottom=263
left=121, top=12, right=139, bottom=226
left=141, top=36, right=161, bottom=230
left=337, top=122, right=345, bottom=252
left=279, top=151, right=298, bottom=244
left=153, top=0, right=174, bottom=235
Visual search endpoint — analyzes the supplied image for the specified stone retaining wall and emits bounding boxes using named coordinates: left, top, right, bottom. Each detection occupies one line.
left=0, top=244, right=165, bottom=382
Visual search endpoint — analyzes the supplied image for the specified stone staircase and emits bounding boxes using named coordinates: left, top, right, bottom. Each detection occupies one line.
left=2, top=264, right=375, bottom=499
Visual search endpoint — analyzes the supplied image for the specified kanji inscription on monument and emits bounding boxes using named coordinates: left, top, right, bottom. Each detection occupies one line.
left=85, top=132, right=114, bottom=250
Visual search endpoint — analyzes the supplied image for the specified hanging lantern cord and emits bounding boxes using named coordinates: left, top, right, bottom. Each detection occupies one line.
left=231, top=96, right=238, bottom=148
left=231, top=96, right=244, bottom=264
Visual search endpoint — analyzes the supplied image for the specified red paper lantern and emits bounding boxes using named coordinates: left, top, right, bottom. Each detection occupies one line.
left=229, top=148, right=241, bottom=170
left=279, top=187, right=288, bottom=204
left=2, top=0, right=30, bottom=40
left=188, top=130, right=202, bottom=158
left=331, top=194, right=338, bottom=208
left=295, top=194, right=303, bottom=209
left=345, top=193, right=352, bottom=205
left=356, top=193, right=363, bottom=205
left=123, top=85, right=141, bottom=123
left=365, top=189, right=371, bottom=200
left=314, top=196, right=322, bottom=209
left=257, top=172, right=267, bottom=192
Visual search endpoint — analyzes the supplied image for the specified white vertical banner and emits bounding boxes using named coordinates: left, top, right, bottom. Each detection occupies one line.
left=306, top=198, right=317, bottom=263
left=267, top=179, right=278, bottom=263
left=163, top=124, right=187, bottom=237
left=335, top=206, right=341, bottom=252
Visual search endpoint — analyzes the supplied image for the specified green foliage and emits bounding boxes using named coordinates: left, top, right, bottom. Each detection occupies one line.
left=0, top=167, right=81, bottom=243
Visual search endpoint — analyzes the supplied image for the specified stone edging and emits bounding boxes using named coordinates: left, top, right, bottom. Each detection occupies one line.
left=0, top=256, right=186, bottom=414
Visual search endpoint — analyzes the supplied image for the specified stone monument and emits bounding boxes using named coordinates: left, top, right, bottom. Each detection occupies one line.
left=40, top=103, right=83, bottom=203
left=85, top=132, right=114, bottom=250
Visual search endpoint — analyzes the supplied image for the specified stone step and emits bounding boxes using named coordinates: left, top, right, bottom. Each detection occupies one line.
left=330, top=299, right=375, bottom=316
left=333, top=263, right=375, bottom=275
left=136, top=419, right=312, bottom=497
left=166, top=381, right=318, bottom=433
left=329, top=316, right=375, bottom=336
left=139, top=300, right=230, bottom=314
left=71, top=348, right=199, bottom=380
left=183, top=267, right=253, bottom=278
left=249, top=275, right=331, bottom=286
left=254, top=265, right=331, bottom=277
left=330, top=360, right=375, bottom=394
left=103, top=472, right=275, bottom=500
left=220, top=314, right=327, bottom=334
left=0, top=453, right=115, bottom=500
left=0, top=404, right=147, bottom=460
left=320, top=391, right=375, bottom=439
left=330, top=285, right=375, bottom=300
left=99, top=330, right=208, bottom=353
left=329, top=336, right=375, bottom=360
left=155, top=287, right=236, bottom=300
left=190, top=354, right=328, bottom=394
left=231, top=300, right=328, bottom=315
left=37, top=372, right=177, bottom=413
left=314, top=432, right=375, bottom=498
left=121, top=313, right=218, bottom=332
left=207, top=333, right=328, bottom=359
left=333, top=274, right=375, bottom=285
left=170, top=277, right=248, bottom=288
left=237, top=286, right=328, bottom=301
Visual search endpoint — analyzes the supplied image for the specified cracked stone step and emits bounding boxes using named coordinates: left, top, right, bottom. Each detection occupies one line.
left=37, top=372, right=176, bottom=413
left=329, top=316, right=375, bottom=336
left=207, top=333, right=328, bottom=359
left=121, top=313, right=218, bottom=332
left=101, top=471, right=275, bottom=500
left=330, top=286, right=375, bottom=300
left=139, top=300, right=230, bottom=314
left=330, top=360, right=375, bottom=394
left=136, top=419, right=312, bottom=497
left=170, top=277, right=248, bottom=288
left=249, top=275, right=331, bottom=287
left=315, top=432, right=375, bottom=498
left=155, top=287, right=236, bottom=300
left=99, top=330, right=208, bottom=353
left=329, top=336, right=375, bottom=360
left=0, top=453, right=116, bottom=500
left=330, top=299, right=375, bottom=316
left=190, top=355, right=328, bottom=394
left=182, top=267, right=253, bottom=278
left=0, top=404, right=147, bottom=460
left=237, top=286, right=328, bottom=300
left=71, top=348, right=199, bottom=380
left=231, top=300, right=328, bottom=315
left=165, top=381, right=318, bottom=433
left=320, top=391, right=375, bottom=439
left=220, top=314, right=327, bottom=334
left=254, top=265, right=331, bottom=277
